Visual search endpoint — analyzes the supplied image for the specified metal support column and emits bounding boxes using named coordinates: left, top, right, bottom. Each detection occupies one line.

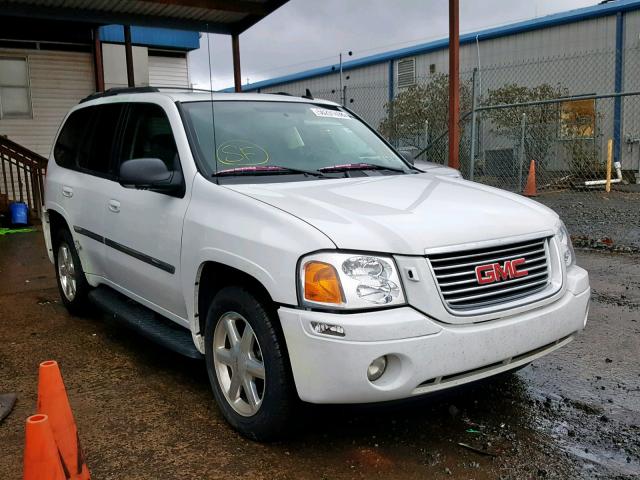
left=469, top=68, right=478, bottom=181
left=92, top=27, right=104, bottom=92
left=232, top=34, right=242, bottom=92
left=614, top=12, right=624, bottom=165
left=388, top=60, right=394, bottom=104
left=388, top=60, right=395, bottom=147
left=124, top=25, right=135, bottom=87
left=448, top=0, right=460, bottom=169
left=519, top=113, right=527, bottom=189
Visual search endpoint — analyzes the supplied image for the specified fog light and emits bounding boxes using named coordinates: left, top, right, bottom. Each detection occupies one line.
left=310, top=321, right=345, bottom=337
left=367, top=356, right=387, bottom=382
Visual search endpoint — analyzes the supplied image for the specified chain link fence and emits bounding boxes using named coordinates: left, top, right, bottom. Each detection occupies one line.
left=321, top=47, right=640, bottom=193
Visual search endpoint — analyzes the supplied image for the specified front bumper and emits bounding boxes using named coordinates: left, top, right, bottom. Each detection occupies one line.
left=278, top=265, right=590, bottom=404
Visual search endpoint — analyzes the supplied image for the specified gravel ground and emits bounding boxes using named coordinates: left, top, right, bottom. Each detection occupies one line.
left=536, top=188, right=640, bottom=253
left=0, top=232, right=639, bottom=479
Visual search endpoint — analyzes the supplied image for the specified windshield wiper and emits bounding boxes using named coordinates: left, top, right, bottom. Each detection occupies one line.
left=214, top=165, right=325, bottom=177
left=318, top=162, right=408, bottom=174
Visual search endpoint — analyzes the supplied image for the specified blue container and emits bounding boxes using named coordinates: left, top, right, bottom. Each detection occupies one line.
left=9, top=202, right=28, bottom=225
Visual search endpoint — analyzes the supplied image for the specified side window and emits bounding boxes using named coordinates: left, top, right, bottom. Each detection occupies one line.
left=120, top=103, right=179, bottom=171
left=77, top=104, right=123, bottom=176
left=53, top=108, right=93, bottom=169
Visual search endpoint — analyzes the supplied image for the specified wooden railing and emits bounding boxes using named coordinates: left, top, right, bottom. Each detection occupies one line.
left=0, top=136, right=48, bottom=219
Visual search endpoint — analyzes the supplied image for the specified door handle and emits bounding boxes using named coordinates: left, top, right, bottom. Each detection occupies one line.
left=62, top=186, right=73, bottom=198
left=108, top=199, right=121, bottom=213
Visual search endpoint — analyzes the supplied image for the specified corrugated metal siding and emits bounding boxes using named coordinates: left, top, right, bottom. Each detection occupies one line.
left=623, top=10, right=640, bottom=170
left=0, top=48, right=95, bottom=158
left=148, top=55, right=189, bottom=88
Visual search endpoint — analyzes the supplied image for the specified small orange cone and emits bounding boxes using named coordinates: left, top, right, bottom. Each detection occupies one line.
left=37, top=361, right=90, bottom=480
left=23, top=414, right=67, bottom=480
left=523, top=160, right=537, bottom=197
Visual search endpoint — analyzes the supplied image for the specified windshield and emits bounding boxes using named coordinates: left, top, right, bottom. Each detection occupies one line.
left=181, top=101, right=412, bottom=180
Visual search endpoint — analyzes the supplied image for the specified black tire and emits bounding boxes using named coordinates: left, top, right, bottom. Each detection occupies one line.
left=54, top=227, right=91, bottom=315
left=204, top=286, right=296, bottom=441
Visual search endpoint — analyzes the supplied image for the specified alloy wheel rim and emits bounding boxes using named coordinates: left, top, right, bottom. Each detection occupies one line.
left=213, top=311, right=266, bottom=417
left=57, top=243, right=77, bottom=302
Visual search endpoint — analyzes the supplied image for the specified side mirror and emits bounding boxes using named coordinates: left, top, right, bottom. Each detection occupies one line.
left=119, top=158, right=183, bottom=195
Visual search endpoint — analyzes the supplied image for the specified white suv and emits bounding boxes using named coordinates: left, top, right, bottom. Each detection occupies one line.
left=43, top=88, right=590, bottom=440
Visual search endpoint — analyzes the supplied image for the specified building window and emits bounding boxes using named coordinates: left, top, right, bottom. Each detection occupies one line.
left=559, top=99, right=596, bottom=139
left=429, top=63, right=436, bottom=74
left=397, top=58, right=416, bottom=88
left=0, top=57, right=32, bottom=118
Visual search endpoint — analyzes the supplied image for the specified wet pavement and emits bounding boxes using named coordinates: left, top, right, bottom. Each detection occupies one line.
left=537, top=189, right=640, bottom=253
left=0, top=231, right=638, bottom=479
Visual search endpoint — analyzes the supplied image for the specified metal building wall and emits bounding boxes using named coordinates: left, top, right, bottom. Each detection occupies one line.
left=254, top=15, right=619, bottom=125
left=622, top=10, right=640, bottom=171
left=148, top=54, right=189, bottom=87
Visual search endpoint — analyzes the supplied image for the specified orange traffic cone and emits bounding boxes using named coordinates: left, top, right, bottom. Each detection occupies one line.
left=37, top=361, right=90, bottom=480
left=23, top=414, right=67, bottom=480
left=523, top=160, right=537, bottom=197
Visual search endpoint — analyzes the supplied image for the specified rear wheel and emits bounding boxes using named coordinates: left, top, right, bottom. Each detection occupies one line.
left=54, top=228, right=90, bottom=315
left=204, top=286, right=296, bottom=441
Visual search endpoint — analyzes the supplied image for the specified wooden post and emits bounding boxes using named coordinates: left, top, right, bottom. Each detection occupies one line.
left=606, top=138, right=613, bottom=193
left=92, top=27, right=105, bottom=92
left=232, top=34, right=242, bottom=92
left=124, top=25, right=135, bottom=87
left=448, top=0, right=460, bottom=169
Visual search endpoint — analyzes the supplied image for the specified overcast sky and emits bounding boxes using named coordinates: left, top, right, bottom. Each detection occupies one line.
left=189, top=0, right=597, bottom=90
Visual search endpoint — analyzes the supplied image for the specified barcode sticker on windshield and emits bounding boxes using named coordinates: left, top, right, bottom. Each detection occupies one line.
left=310, top=107, right=351, bottom=119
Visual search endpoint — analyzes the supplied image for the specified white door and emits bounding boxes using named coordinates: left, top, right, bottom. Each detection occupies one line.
left=51, top=104, right=124, bottom=278
left=103, top=102, right=189, bottom=321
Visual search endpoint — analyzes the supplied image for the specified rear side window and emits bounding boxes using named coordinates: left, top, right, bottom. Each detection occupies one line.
left=119, top=103, right=179, bottom=171
left=53, top=108, right=93, bottom=169
left=77, top=104, right=124, bottom=176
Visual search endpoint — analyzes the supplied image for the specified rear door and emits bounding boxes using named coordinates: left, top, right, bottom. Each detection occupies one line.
left=103, top=102, right=189, bottom=320
left=52, top=104, right=124, bottom=279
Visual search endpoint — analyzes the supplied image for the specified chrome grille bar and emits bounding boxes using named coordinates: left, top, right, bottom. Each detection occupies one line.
left=431, top=247, right=546, bottom=271
left=427, top=237, right=551, bottom=311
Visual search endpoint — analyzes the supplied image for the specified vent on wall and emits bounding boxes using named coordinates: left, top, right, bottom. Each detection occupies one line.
left=397, top=58, right=416, bottom=88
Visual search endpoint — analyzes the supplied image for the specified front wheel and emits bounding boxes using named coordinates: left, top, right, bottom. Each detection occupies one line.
left=54, top=228, right=90, bottom=315
left=204, top=286, right=296, bottom=441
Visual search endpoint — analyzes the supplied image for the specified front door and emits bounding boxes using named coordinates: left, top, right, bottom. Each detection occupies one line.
left=103, top=102, right=189, bottom=321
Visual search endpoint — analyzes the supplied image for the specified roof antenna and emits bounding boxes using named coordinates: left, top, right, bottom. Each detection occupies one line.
left=303, top=88, right=314, bottom=100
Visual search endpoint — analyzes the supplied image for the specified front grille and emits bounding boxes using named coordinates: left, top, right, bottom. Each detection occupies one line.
left=427, top=237, right=550, bottom=311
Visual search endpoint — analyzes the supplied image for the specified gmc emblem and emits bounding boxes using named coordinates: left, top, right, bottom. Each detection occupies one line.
left=475, top=258, right=528, bottom=285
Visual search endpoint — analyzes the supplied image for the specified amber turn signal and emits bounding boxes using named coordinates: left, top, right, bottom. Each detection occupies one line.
left=304, top=261, right=344, bottom=304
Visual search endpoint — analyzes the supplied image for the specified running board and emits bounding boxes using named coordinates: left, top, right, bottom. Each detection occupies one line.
left=88, top=286, right=202, bottom=359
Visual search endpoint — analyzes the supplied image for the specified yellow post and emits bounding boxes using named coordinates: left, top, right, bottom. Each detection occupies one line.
left=605, top=139, right=613, bottom=193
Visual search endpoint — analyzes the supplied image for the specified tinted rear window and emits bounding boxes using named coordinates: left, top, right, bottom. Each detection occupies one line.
left=54, top=108, right=93, bottom=169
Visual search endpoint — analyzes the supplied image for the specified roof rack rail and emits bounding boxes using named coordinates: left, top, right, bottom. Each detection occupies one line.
left=79, top=85, right=222, bottom=104
left=80, top=86, right=159, bottom=103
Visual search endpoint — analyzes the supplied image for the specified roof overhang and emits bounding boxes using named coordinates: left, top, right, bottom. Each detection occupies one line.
left=0, top=0, right=288, bottom=35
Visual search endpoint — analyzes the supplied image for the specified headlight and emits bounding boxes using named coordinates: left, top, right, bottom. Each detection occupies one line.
left=299, top=252, right=406, bottom=310
left=556, top=221, right=576, bottom=268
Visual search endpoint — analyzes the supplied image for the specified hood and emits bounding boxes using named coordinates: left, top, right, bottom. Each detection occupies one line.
left=224, top=174, right=559, bottom=255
